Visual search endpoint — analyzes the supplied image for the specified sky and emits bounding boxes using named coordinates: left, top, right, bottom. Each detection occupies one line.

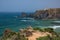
left=0, top=0, right=60, bottom=12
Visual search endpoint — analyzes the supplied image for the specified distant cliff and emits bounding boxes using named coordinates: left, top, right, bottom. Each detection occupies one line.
left=34, top=8, right=60, bottom=20
left=20, top=8, right=60, bottom=20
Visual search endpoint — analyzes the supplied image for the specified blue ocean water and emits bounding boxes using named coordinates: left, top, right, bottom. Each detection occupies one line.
left=0, top=12, right=60, bottom=36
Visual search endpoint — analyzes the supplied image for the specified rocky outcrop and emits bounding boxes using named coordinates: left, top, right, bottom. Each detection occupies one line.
left=34, top=10, right=49, bottom=19
left=34, top=8, right=60, bottom=20
left=20, top=8, right=60, bottom=20
left=1, top=26, right=59, bottom=40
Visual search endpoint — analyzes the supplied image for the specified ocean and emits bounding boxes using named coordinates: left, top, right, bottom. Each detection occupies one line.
left=0, top=12, right=60, bottom=36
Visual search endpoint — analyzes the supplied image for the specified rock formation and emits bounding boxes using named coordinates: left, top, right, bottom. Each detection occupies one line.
left=34, top=8, right=60, bottom=20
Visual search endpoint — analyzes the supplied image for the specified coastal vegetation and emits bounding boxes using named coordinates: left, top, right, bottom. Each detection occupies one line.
left=0, top=26, right=60, bottom=40
left=36, top=35, right=60, bottom=40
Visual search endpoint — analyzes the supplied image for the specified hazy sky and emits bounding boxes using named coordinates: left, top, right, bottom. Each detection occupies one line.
left=0, top=0, right=60, bottom=12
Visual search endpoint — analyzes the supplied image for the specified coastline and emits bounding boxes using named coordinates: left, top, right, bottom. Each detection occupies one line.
left=0, top=26, right=60, bottom=40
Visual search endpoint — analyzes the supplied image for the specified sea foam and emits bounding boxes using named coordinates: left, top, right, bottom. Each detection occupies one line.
left=51, top=26, right=60, bottom=29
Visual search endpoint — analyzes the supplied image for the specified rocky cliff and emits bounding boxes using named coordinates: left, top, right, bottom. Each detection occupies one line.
left=20, top=8, right=60, bottom=20
left=34, top=8, right=60, bottom=20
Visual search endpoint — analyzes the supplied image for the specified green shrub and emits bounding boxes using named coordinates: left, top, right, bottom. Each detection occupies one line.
left=44, top=28, right=54, bottom=33
left=33, top=27, right=43, bottom=32
left=36, top=36, right=51, bottom=40
left=36, top=35, right=60, bottom=40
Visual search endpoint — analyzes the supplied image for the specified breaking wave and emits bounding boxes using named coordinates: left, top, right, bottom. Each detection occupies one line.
left=50, top=26, right=60, bottom=29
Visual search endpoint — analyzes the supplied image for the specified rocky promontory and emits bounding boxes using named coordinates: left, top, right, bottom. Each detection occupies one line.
left=20, top=8, right=60, bottom=20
